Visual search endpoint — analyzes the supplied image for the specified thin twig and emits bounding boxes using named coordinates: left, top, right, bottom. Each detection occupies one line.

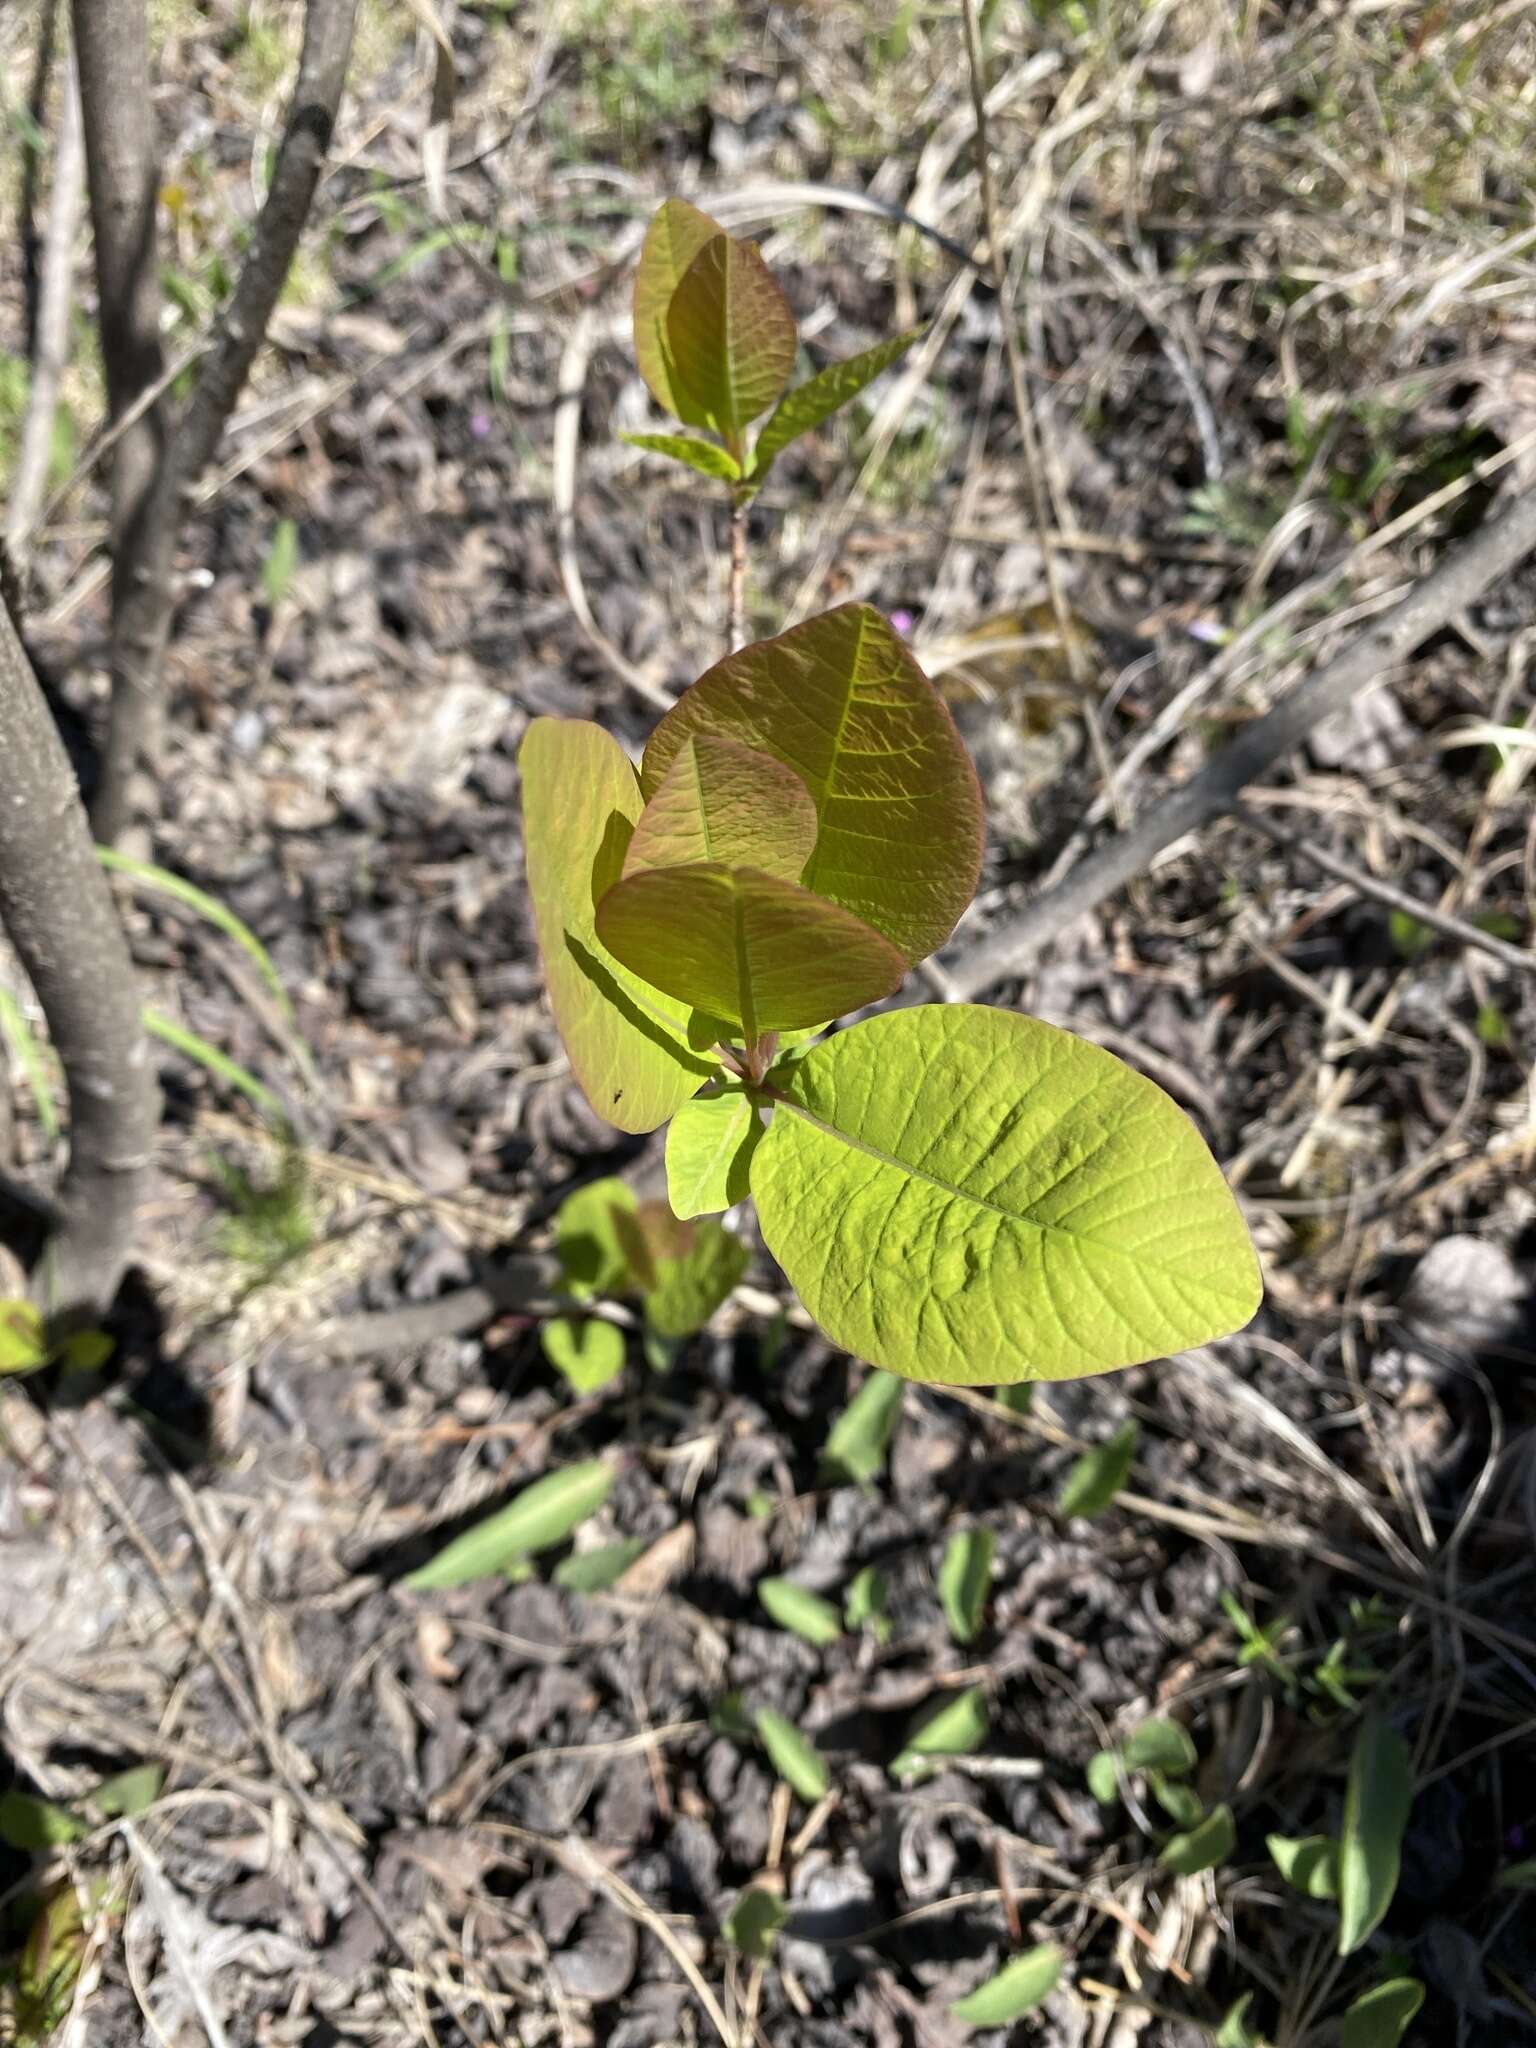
left=947, top=485, right=1536, bottom=997
left=7, top=41, right=84, bottom=559
left=960, top=0, right=1090, bottom=705
left=1237, top=802, right=1536, bottom=977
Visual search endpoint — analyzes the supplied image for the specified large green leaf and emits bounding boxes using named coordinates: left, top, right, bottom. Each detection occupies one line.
left=633, top=197, right=723, bottom=427
left=1338, top=1716, right=1413, bottom=1956
left=950, top=1944, right=1064, bottom=2027
left=620, top=430, right=741, bottom=480
left=623, top=734, right=818, bottom=882
left=642, top=605, right=983, bottom=965
left=751, top=329, right=923, bottom=477
left=665, top=233, right=797, bottom=436
left=665, top=1087, right=761, bottom=1217
left=596, top=862, right=906, bottom=1039
left=751, top=1006, right=1261, bottom=1385
left=404, top=1461, right=614, bottom=1588
left=520, top=718, right=717, bottom=1133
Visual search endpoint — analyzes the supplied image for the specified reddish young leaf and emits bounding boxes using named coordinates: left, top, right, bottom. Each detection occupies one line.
left=642, top=605, right=983, bottom=965
left=633, top=197, right=723, bottom=427
left=623, top=733, right=818, bottom=882
left=595, top=862, right=906, bottom=1039
left=665, top=234, right=797, bottom=437
left=751, top=329, right=923, bottom=479
left=519, top=717, right=717, bottom=1133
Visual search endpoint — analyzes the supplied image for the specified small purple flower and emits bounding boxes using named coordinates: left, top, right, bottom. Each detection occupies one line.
left=889, top=608, right=915, bottom=636
left=470, top=410, right=493, bottom=441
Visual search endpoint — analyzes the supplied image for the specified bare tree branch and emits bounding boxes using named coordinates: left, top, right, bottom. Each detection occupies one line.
left=1235, top=801, right=1536, bottom=979
left=7, top=41, right=85, bottom=560
left=71, top=0, right=165, bottom=573
left=74, top=0, right=360, bottom=842
left=0, top=593, right=157, bottom=1321
left=947, top=486, right=1536, bottom=1000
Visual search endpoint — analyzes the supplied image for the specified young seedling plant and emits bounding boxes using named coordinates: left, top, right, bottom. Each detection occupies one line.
left=519, top=198, right=1262, bottom=1390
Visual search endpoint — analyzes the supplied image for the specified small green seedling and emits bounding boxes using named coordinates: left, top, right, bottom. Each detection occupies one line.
left=0, top=1301, right=113, bottom=1379
left=404, top=1459, right=613, bottom=1588
left=626, top=197, right=921, bottom=496
left=520, top=199, right=1260, bottom=1388
left=542, top=1174, right=748, bottom=1388
left=950, top=1941, right=1063, bottom=2027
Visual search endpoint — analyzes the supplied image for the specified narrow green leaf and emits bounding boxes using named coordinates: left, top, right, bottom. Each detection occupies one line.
left=1160, top=1803, right=1236, bottom=1875
left=1338, top=1716, right=1413, bottom=1956
left=997, top=1382, right=1034, bottom=1414
left=540, top=1316, right=626, bottom=1392
left=1059, top=1420, right=1141, bottom=1517
left=90, top=1765, right=163, bottom=1819
left=758, top=1577, right=843, bottom=1647
left=554, top=1176, right=640, bottom=1297
left=939, top=1528, right=994, bottom=1645
left=1150, top=1774, right=1204, bottom=1828
left=623, top=734, right=818, bottom=883
left=643, top=1217, right=748, bottom=1338
left=633, top=197, right=724, bottom=426
left=844, top=1564, right=891, bottom=1640
left=890, top=1687, right=990, bottom=1780
left=1122, top=1719, right=1198, bottom=1777
left=263, top=516, right=299, bottom=607
left=620, top=430, right=741, bottom=480
left=1495, top=1856, right=1536, bottom=1890
left=553, top=1538, right=648, bottom=1592
left=665, top=232, right=797, bottom=434
left=597, top=861, right=906, bottom=1039
left=1087, top=1751, right=1121, bottom=1804
left=665, top=1088, right=761, bottom=1218
left=723, top=1883, right=788, bottom=1961
left=752, top=329, right=922, bottom=476
left=643, top=604, right=983, bottom=965
left=950, top=1943, right=1064, bottom=2026
left=144, top=1009, right=283, bottom=1117
left=519, top=717, right=717, bottom=1134
left=1214, top=1993, right=1264, bottom=2048
left=97, top=848, right=296, bottom=1026
left=1341, top=1979, right=1424, bottom=2048
left=0, top=986, right=60, bottom=1140
left=755, top=1708, right=831, bottom=1801
left=0, top=1300, right=48, bottom=1377
left=751, top=1007, right=1260, bottom=1385
left=1267, top=1834, right=1340, bottom=1901
left=0, top=1790, right=82, bottom=1850
left=820, top=1369, right=904, bottom=1486
left=405, top=1461, right=613, bottom=1588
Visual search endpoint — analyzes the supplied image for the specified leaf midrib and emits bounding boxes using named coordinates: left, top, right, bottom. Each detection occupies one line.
left=768, top=1090, right=1247, bottom=1290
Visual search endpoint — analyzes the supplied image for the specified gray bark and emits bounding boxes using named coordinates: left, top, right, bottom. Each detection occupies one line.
left=72, top=0, right=359, bottom=842
left=0, top=594, right=157, bottom=1320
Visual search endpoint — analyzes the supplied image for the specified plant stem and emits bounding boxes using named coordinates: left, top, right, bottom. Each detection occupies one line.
left=728, top=499, right=748, bottom=652
left=959, top=0, right=1089, bottom=699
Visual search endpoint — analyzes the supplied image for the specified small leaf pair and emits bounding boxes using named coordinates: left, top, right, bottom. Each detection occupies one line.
left=543, top=1175, right=747, bottom=1388
left=629, top=197, right=920, bottom=490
